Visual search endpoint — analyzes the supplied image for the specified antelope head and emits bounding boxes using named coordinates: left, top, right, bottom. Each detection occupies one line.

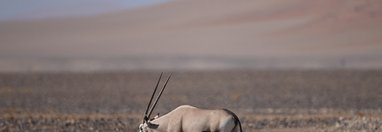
left=139, top=73, right=171, bottom=132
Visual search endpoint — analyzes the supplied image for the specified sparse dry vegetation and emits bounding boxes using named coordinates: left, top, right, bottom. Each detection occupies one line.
left=1, top=70, right=382, bottom=131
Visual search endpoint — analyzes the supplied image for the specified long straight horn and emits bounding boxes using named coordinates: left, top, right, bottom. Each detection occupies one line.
left=143, top=72, right=163, bottom=122
left=148, top=73, right=172, bottom=118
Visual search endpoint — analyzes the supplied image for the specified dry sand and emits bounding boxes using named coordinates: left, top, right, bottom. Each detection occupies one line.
left=1, top=0, right=382, bottom=71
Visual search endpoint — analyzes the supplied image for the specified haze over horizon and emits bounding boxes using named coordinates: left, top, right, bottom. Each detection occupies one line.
left=0, top=0, right=167, bottom=21
left=1, top=0, right=382, bottom=72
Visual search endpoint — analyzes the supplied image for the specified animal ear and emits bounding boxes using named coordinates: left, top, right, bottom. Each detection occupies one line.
left=154, top=113, right=159, bottom=119
left=147, top=121, right=159, bottom=129
left=149, top=113, right=160, bottom=121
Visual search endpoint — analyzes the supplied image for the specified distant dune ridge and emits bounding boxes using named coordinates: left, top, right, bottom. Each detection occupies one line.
left=1, top=0, right=382, bottom=72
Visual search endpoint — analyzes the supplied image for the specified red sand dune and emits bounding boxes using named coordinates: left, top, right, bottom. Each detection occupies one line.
left=1, top=0, right=382, bottom=71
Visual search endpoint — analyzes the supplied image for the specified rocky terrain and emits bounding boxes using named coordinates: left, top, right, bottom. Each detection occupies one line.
left=1, top=70, right=382, bottom=131
left=1, top=112, right=381, bottom=131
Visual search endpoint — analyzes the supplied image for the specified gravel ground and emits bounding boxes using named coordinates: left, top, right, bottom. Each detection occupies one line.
left=316, top=116, right=382, bottom=132
left=1, top=113, right=381, bottom=132
left=1, top=70, right=382, bottom=131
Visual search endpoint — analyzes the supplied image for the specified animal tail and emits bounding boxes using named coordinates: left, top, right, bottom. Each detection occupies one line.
left=222, top=109, right=243, bottom=132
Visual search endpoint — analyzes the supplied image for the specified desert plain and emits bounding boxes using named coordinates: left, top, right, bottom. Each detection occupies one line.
left=1, top=0, right=382, bottom=131
left=1, top=71, right=382, bottom=131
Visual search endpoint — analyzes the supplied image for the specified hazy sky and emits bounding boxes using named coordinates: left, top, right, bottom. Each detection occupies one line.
left=0, top=0, right=167, bottom=21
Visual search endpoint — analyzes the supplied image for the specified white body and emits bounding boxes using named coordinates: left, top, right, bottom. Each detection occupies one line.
left=139, top=105, right=241, bottom=132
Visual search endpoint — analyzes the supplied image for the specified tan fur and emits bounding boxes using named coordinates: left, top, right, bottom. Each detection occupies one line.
left=139, top=105, right=242, bottom=132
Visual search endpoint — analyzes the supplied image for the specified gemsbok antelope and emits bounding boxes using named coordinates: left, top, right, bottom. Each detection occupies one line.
left=139, top=73, right=243, bottom=132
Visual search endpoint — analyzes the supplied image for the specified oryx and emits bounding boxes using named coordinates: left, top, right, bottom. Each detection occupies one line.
left=139, top=73, right=243, bottom=132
